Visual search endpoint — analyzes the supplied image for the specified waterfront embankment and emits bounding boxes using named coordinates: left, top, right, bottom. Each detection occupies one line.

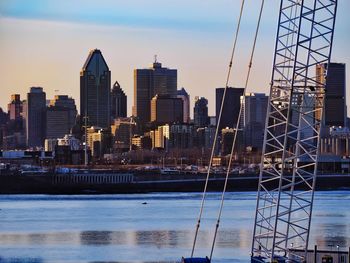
left=0, top=172, right=349, bottom=194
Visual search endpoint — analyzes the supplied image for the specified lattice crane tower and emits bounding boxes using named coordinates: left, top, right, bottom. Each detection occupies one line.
left=251, top=0, right=338, bottom=262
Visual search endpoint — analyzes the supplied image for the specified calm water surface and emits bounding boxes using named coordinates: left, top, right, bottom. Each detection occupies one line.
left=0, top=191, right=349, bottom=263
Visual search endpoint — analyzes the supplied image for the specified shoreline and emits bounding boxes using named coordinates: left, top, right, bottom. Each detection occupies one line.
left=0, top=173, right=349, bottom=194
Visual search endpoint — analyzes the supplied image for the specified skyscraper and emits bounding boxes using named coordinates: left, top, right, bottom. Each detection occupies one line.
left=193, top=96, right=209, bottom=128
left=169, top=124, right=194, bottom=149
left=216, top=87, right=244, bottom=131
left=111, top=81, right=127, bottom=119
left=26, top=87, right=46, bottom=148
left=177, top=87, right=190, bottom=123
left=150, top=95, right=183, bottom=125
left=50, top=95, right=77, bottom=129
left=46, top=107, right=70, bottom=139
left=0, top=108, right=7, bottom=125
left=111, top=117, right=134, bottom=151
left=46, top=95, right=78, bottom=139
left=6, top=94, right=24, bottom=147
left=316, top=63, right=346, bottom=127
left=240, top=93, right=268, bottom=149
left=220, top=127, right=244, bottom=155
left=240, top=93, right=268, bottom=127
left=0, top=108, right=7, bottom=149
left=133, top=59, right=177, bottom=124
left=80, top=49, right=111, bottom=128
left=87, top=126, right=110, bottom=158
left=7, top=94, right=22, bottom=121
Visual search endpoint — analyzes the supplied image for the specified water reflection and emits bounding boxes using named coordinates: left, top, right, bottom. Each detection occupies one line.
left=80, top=231, right=116, bottom=245
left=0, top=232, right=80, bottom=246
left=87, top=262, right=176, bottom=263
left=314, top=223, right=349, bottom=248
left=1, top=228, right=347, bottom=262
left=0, top=258, right=177, bottom=263
left=0, top=192, right=348, bottom=263
left=0, top=257, right=43, bottom=263
left=0, top=229, right=250, bottom=249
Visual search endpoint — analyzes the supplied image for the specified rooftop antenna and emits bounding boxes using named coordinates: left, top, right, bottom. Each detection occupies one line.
left=154, top=54, right=157, bottom=63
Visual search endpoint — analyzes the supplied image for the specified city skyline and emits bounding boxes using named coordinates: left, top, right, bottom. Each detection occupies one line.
left=0, top=2, right=349, bottom=263
left=1, top=0, right=349, bottom=116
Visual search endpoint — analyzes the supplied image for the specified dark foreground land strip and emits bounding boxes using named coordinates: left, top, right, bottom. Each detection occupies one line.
left=0, top=174, right=349, bottom=194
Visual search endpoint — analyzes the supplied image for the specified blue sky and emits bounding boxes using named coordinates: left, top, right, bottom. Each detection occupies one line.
left=0, top=0, right=349, bottom=116
left=0, top=0, right=276, bottom=31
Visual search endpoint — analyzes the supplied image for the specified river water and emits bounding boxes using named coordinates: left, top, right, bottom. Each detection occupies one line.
left=0, top=191, right=349, bottom=263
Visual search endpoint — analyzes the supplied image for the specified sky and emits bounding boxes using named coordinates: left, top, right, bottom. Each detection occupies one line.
left=0, top=0, right=349, bottom=117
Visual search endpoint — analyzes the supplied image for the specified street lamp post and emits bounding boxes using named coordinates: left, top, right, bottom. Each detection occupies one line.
left=82, top=115, right=89, bottom=166
left=337, top=245, right=339, bottom=263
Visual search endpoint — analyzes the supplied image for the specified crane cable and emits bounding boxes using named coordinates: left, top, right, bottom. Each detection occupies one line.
left=209, top=0, right=265, bottom=260
left=190, top=0, right=246, bottom=257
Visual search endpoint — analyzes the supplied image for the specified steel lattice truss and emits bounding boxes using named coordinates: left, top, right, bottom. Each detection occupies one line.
left=251, top=0, right=337, bottom=262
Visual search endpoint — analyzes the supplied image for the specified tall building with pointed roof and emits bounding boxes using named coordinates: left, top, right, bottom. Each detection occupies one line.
left=111, top=81, right=127, bottom=119
left=80, top=49, right=111, bottom=128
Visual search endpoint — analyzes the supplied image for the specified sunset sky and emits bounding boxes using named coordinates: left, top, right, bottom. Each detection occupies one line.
left=0, top=0, right=349, bottom=116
